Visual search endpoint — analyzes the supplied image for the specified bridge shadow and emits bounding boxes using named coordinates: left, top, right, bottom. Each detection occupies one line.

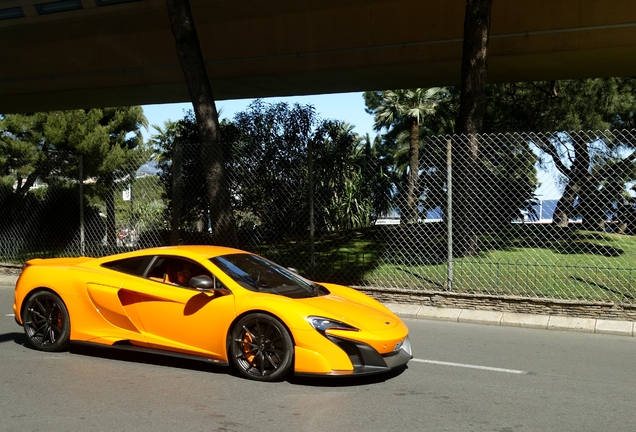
left=69, top=344, right=230, bottom=375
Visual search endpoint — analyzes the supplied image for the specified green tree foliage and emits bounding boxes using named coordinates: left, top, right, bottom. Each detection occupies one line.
left=158, top=101, right=395, bottom=246
left=151, top=120, right=183, bottom=245
left=1, top=108, right=147, bottom=187
left=312, top=121, right=391, bottom=231
left=0, top=182, right=103, bottom=260
left=0, top=107, right=148, bottom=252
left=483, top=78, right=636, bottom=229
left=154, top=113, right=214, bottom=243
left=357, top=133, right=395, bottom=222
left=154, top=103, right=314, bottom=244
left=230, top=101, right=399, bottom=240
left=228, top=100, right=316, bottom=243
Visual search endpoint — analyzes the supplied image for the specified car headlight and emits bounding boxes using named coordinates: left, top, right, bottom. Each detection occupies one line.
left=307, top=316, right=359, bottom=333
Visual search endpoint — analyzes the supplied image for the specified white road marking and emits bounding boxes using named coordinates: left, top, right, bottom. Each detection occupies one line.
left=5, top=313, right=15, bottom=317
left=412, top=358, right=528, bottom=375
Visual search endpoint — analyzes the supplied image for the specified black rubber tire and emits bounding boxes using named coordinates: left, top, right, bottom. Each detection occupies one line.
left=230, top=313, right=294, bottom=382
left=22, top=291, right=71, bottom=352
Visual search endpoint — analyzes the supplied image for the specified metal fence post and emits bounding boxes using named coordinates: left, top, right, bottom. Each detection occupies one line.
left=308, top=138, right=315, bottom=279
left=446, top=138, right=453, bottom=291
left=79, top=155, right=85, bottom=256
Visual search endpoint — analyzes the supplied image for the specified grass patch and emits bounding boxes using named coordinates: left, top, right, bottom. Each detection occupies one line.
left=254, top=224, right=636, bottom=303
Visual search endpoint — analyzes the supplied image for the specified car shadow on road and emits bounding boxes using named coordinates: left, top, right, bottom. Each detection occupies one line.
left=69, top=344, right=230, bottom=376
left=6, top=332, right=408, bottom=386
left=68, top=344, right=408, bottom=386
left=2, top=332, right=26, bottom=345
left=286, top=365, right=408, bottom=387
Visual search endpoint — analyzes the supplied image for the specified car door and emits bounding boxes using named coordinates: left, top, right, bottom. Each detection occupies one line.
left=122, top=256, right=236, bottom=360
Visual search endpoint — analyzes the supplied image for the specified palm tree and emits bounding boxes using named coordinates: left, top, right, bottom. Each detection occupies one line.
left=150, top=120, right=182, bottom=245
left=371, top=88, right=445, bottom=223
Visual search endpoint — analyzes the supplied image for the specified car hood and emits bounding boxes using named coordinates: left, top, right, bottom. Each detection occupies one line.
left=295, top=294, right=400, bottom=331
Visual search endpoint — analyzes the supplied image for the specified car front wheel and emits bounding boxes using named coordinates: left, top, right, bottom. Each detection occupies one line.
left=230, top=313, right=294, bottom=382
left=22, top=291, right=71, bottom=352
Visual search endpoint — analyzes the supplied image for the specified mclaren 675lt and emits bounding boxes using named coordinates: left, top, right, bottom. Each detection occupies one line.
left=13, top=246, right=411, bottom=381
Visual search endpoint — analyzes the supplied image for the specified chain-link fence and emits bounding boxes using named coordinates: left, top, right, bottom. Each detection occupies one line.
left=1, top=129, right=635, bottom=304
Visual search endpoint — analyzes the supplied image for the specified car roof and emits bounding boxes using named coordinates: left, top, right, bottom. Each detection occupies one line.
left=146, top=245, right=244, bottom=258
left=91, top=245, right=247, bottom=264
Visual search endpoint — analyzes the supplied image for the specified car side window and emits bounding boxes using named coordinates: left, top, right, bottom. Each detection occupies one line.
left=101, top=256, right=154, bottom=276
left=146, top=256, right=212, bottom=288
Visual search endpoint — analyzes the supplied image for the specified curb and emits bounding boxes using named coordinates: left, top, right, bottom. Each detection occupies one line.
left=0, top=275, right=17, bottom=286
left=386, top=303, right=636, bottom=337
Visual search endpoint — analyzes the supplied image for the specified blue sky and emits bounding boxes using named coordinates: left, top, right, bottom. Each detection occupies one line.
left=141, top=92, right=376, bottom=143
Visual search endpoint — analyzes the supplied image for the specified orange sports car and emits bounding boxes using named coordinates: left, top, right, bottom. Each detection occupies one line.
left=13, top=245, right=411, bottom=381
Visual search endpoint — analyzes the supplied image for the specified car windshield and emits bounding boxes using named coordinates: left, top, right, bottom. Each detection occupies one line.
left=209, top=254, right=327, bottom=298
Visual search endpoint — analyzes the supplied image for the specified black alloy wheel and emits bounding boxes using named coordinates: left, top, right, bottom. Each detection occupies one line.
left=22, top=291, right=71, bottom=352
left=230, top=313, right=294, bottom=381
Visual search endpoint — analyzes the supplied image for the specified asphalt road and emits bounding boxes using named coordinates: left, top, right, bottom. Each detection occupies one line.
left=2, top=284, right=636, bottom=432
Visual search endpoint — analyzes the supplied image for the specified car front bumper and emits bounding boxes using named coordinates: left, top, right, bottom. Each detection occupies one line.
left=296, top=335, right=412, bottom=377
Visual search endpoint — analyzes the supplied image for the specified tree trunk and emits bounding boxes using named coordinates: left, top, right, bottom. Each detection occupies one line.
left=579, top=180, right=606, bottom=230
left=454, top=0, right=493, bottom=257
left=570, top=134, right=605, bottom=230
left=165, top=0, right=237, bottom=247
left=553, top=181, right=578, bottom=226
left=552, top=133, right=606, bottom=230
left=456, top=0, right=493, bottom=136
left=405, top=117, right=419, bottom=223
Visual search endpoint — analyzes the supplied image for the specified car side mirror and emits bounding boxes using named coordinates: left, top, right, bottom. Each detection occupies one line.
left=189, top=275, right=230, bottom=293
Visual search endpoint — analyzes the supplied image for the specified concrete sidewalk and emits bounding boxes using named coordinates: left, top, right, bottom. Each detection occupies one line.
left=3, top=273, right=633, bottom=337
left=386, top=303, right=636, bottom=337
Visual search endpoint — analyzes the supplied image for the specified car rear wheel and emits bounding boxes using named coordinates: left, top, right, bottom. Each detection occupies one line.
left=22, top=291, right=70, bottom=352
left=230, top=313, right=293, bottom=382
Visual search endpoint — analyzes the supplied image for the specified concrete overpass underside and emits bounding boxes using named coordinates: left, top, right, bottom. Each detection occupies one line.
left=2, top=0, right=636, bottom=113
